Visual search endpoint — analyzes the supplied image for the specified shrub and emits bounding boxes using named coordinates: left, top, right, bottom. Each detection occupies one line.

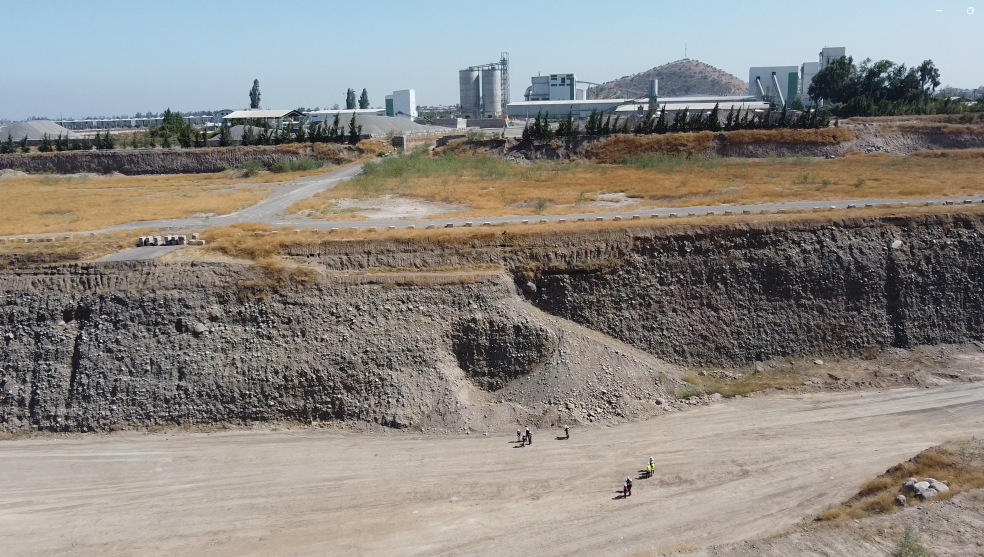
left=240, top=159, right=263, bottom=177
left=271, top=156, right=323, bottom=173
left=894, top=527, right=929, bottom=557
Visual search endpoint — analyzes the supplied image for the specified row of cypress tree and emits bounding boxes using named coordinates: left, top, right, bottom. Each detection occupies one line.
left=522, top=103, right=832, bottom=141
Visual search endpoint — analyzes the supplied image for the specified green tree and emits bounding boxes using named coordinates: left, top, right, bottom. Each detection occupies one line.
left=358, top=88, right=370, bottom=109
left=19, top=134, right=29, bottom=153
left=0, top=133, right=13, bottom=154
left=38, top=133, right=53, bottom=152
left=809, top=56, right=855, bottom=104
left=345, top=88, right=357, bottom=110
left=218, top=123, right=232, bottom=147
left=347, top=113, right=362, bottom=144
left=241, top=126, right=256, bottom=146
left=706, top=103, right=721, bottom=132
left=249, top=79, right=261, bottom=109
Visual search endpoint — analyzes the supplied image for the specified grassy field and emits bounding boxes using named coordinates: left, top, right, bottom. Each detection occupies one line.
left=293, top=148, right=984, bottom=220
left=0, top=167, right=330, bottom=236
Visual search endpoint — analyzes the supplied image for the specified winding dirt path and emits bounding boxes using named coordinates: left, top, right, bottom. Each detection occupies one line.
left=0, top=384, right=982, bottom=557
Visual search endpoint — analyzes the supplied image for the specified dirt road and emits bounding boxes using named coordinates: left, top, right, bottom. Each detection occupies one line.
left=1, top=384, right=982, bottom=557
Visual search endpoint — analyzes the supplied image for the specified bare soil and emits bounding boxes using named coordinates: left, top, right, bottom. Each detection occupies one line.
left=1, top=382, right=982, bottom=557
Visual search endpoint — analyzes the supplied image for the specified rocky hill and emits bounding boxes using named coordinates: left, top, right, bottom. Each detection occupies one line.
left=588, top=59, right=747, bottom=99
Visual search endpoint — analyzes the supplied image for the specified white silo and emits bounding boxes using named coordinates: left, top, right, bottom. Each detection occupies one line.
left=459, top=69, right=481, bottom=118
left=481, top=67, right=502, bottom=117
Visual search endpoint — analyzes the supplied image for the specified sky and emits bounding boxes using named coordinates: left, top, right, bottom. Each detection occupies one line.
left=1, top=0, right=981, bottom=120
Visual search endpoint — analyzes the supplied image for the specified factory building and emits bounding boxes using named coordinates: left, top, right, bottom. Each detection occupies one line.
left=306, top=108, right=385, bottom=124
left=458, top=53, right=510, bottom=118
left=524, top=73, right=584, bottom=102
left=385, top=89, right=417, bottom=119
left=800, top=47, right=847, bottom=105
left=506, top=95, right=766, bottom=120
left=748, top=67, right=799, bottom=108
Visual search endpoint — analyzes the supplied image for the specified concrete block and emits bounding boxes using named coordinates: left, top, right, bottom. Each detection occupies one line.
left=329, top=228, right=339, bottom=233
left=595, top=217, right=604, bottom=222
left=557, top=219, right=566, bottom=223
left=577, top=218, right=585, bottom=222
left=426, top=225, right=435, bottom=229
left=388, top=226, right=396, bottom=230
left=539, top=219, right=547, bottom=224
left=668, top=213, right=678, bottom=218
left=631, top=215, right=640, bottom=220
left=407, top=225, right=415, bottom=229
left=482, top=222, right=492, bottom=226
left=742, top=210, right=751, bottom=215
left=445, top=223, right=454, bottom=228
left=522, top=220, right=529, bottom=224
left=613, top=216, right=622, bottom=221
left=723, top=211, right=733, bottom=216
left=191, top=233, right=200, bottom=240
left=464, top=222, right=473, bottom=227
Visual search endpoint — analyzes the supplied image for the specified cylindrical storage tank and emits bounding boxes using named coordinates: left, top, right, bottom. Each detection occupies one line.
left=459, top=69, right=480, bottom=118
left=481, top=67, right=502, bottom=117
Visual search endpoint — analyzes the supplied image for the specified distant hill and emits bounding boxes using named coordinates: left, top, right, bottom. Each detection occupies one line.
left=587, top=59, right=747, bottom=99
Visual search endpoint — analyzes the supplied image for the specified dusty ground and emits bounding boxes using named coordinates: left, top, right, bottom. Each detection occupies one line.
left=682, top=487, right=984, bottom=556
left=1, top=383, right=982, bottom=557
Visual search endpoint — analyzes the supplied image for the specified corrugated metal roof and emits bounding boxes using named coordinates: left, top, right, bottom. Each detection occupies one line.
left=223, top=109, right=303, bottom=119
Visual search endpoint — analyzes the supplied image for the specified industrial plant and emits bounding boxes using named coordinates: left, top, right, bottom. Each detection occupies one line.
left=458, top=53, right=510, bottom=118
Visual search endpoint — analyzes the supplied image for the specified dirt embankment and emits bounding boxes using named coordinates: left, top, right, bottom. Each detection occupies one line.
left=0, top=265, right=675, bottom=433
left=287, top=213, right=984, bottom=366
left=6, top=213, right=984, bottom=433
left=461, top=122, right=984, bottom=160
left=0, top=144, right=358, bottom=175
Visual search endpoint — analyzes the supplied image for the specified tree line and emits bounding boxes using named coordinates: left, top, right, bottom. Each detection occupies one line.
left=808, top=57, right=984, bottom=117
left=522, top=103, right=830, bottom=141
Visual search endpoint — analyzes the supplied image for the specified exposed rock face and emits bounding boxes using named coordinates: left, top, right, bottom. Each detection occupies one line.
left=451, top=311, right=558, bottom=391
left=0, top=145, right=354, bottom=175
left=0, top=265, right=672, bottom=432
left=5, top=213, right=984, bottom=432
left=517, top=215, right=984, bottom=365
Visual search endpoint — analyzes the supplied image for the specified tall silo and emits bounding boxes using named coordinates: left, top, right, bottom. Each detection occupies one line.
left=459, top=69, right=481, bottom=118
left=481, top=67, right=502, bottom=117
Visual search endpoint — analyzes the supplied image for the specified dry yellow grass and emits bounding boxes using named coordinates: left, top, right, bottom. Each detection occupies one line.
left=194, top=205, right=984, bottom=266
left=0, top=167, right=335, bottom=236
left=301, top=151, right=984, bottom=220
left=681, top=370, right=804, bottom=398
left=0, top=229, right=151, bottom=267
left=819, top=439, right=984, bottom=521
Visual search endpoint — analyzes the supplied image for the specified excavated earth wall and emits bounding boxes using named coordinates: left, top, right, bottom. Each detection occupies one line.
left=4, top=213, right=984, bottom=432
left=0, top=145, right=355, bottom=175
left=0, top=265, right=673, bottom=432
left=288, top=213, right=984, bottom=366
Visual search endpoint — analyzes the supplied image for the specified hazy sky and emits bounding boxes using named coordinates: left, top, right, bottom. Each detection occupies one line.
left=2, top=0, right=981, bottom=119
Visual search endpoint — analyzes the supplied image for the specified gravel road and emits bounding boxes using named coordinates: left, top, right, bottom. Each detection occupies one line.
left=1, top=383, right=981, bottom=556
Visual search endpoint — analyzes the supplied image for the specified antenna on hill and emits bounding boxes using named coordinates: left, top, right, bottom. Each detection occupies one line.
left=685, top=43, right=687, bottom=59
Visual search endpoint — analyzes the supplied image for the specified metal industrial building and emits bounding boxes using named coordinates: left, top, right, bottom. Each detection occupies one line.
left=524, top=73, right=584, bottom=102
left=458, top=53, right=510, bottom=118
left=385, top=89, right=417, bottom=119
left=748, top=67, right=799, bottom=108
left=506, top=95, right=768, bottom=120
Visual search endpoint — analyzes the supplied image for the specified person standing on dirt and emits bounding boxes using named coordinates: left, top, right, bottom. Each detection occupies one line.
left=624, top=477, right=633, bottom=497
left=525, top=427, right=532, bottom=445
left=564, top=425, right=570, bottom=439
left=517, top=429, right=523, bottom=443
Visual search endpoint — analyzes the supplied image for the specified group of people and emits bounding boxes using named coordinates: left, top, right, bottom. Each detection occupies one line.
left=515, top=425, right=570, bottom=446
left=517, top=427, right=533, bottom=445
left=623, top=456, right=656, bottom=498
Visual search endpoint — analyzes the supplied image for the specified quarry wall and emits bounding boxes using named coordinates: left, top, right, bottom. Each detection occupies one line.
left=3, top=213, right=984, bottom=432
